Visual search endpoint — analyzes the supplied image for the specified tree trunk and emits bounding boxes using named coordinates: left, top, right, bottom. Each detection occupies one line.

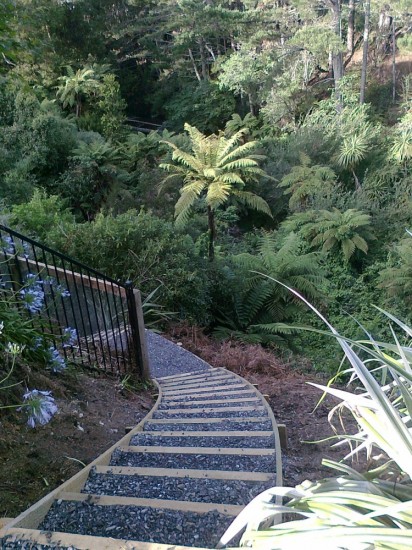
left=198, top=38, right=209, bottom=81
left=328, top=0, right=344, bottom=109
left=352, top=169, right=361, bottom=190
left=347, top=0, right=355, bottom=54
left=360, top=0, right=370, bottom=104
left=188, top=49, right=202, bottom=82
left=207, top=206, right=216, bottom=261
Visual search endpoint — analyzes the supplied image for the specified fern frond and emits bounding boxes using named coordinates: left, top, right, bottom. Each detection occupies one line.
left=233, top=191, right=272, bottom=217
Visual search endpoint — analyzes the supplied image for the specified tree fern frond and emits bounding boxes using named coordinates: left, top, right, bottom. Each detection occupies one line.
left=232, top=191, right=272, bottom=217
left=218, top=140, right=261, bottom=167
left=341, top=238, right=356, bottom=260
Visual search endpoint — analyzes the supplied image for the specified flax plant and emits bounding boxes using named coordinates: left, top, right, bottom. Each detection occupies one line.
left=220, top=282, right=412, bottom=550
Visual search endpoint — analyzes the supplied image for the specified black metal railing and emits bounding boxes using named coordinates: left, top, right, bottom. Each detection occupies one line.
left=0, top=224, right=149, bottom=378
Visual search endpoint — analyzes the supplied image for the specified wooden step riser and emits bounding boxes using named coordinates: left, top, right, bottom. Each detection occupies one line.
left=94, top=465, right=275, bottom=482
left=0, top=528, right=214, bottom=550
left=163, top=385, right=249, bottom=397
left=159, top=375, right=235, bottom=389
left=154, top=405, right=265, bottom=415
left=156, top=370, right=214, bottom=382
left=59, top=492, right=243, bottom=515
left=159, top=397, right=262, bottom=408
left=117, top=445, right=275, bottom=456
left=146, top=416, right=267, bottom=425
left=139, top=430, right=274, bottom=438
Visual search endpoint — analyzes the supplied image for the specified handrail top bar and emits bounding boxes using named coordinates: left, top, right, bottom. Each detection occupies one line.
left=0, top=224, right=129, bottom=289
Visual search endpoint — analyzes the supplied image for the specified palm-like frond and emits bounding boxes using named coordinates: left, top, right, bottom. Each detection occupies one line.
left=233, top=191, right=272, bottom=217
left=159, top=124, right=271, bottom=237
left=216, top=232, right=326, bottom=343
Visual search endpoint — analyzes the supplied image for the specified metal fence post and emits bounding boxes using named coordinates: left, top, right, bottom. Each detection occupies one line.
left=125, top=282, right=150, bottom=380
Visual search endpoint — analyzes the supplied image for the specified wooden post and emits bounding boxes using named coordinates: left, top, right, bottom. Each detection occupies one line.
left=277, top=424, right=288, bottom=450
left=132, top=288, right=150, bottom=380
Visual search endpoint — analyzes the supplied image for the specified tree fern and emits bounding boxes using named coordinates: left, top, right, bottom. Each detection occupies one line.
left=289, top=208, right=375, bottom=263
left=214, top=232, right=326, bottom=346
left=160, top=123, right=272, bottom=259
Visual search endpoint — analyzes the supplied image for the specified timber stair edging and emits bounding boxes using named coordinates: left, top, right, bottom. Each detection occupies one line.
left=0, top=366, right=282, bottom=549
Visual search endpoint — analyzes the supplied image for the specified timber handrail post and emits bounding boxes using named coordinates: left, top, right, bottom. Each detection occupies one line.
left=125, top=282, right=150, bottom=380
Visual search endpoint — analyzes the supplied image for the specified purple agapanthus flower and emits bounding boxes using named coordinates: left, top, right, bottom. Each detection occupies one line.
left=42, top=277, right=70, bottom=298
left=55, top=284, right=70, bottom=298
left=48, top=346, right=66, bottom=373
left=62, top=327, right=77, bottom=347
left=1, top=235, right=15, bottom=255
left=20, top=274, right=45, bottom=314
left=22, top=389, right=58, bottom=428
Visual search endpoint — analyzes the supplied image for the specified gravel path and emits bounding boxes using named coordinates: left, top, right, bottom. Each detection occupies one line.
left=110, top=449, right=276, bottom=472
left=39, top=501, right=236, bottom=548
left=2, top=332, right=279, bottom=550
left=82, top=469, right=274, bottom=505
left=147, top=330, right=212, bottom=378
left=130, top=434, right=275, bottom=448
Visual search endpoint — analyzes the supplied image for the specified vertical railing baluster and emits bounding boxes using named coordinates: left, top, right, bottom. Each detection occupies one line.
left=0, top=224, right=149, bottom=378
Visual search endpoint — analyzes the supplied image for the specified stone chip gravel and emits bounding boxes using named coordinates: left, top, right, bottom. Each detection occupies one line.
left=39, top=501, right=237, bottom=548
left=110, top=449, right=276, bottom=472
left=144, top=420, right=273, bottom=432
left=130, top=433, right=276, bottom=448
left=82, top=468, right=274, bottom=505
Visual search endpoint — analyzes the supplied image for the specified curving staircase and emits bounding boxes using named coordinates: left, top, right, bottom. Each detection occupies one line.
left=0, top=363, right=282, bottom=549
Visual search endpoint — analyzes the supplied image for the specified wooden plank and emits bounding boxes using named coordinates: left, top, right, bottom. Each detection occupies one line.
left=158, top=372, right=225, bottom=385
left=17, top=256, right=126, bottom=297
left=95, top=465, right=275, bottom=482
left=141, top=430, right=274, bottom=438
left=0, top=518, right=13, bottom=529
left=0, top=528, right=213, bottom=550
left=160, top=377, right=235, bottom=390
left=278, top=423, right=288, bottom=450
left=156, top=370, right=214, bottom=382
left=161, top=397, right=262, bottom=407
left=118, top=445, right=275, bottom=456
left=160, top=374, right=235, bottom=388
left=156, top=405, right=265, bottom=414
left=163, top=383, right=247, bottom=396
left=148, top=416, right=267, bottom=424
left=161, top=379, right=239, bottom=391
left=59, top=492, right=243, bottom=515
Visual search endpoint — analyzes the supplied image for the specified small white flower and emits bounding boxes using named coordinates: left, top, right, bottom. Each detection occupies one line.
left=6, top=342, right=24, bottom=356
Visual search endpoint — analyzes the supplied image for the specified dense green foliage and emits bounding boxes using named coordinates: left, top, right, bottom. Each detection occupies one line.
left=0, top=0, right=411, bottom=371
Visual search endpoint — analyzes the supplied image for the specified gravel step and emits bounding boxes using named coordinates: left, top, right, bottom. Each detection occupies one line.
left=152, top=409, right=268, bottom=419
left=144, top=420, right=273, bottom=432
left=163, top=384, right=247, bottom=397
left=156, top=369, right=214, bottom=382
left=82, top=469, right=273, bottom=505
left=0, top=539, right=75, bottom=550
left=39, top=500, right=236, bottom=548
left=129, top=433, right=276, bottom=448
left=110, top=449, right=276, bottom=472
left=158, top=398, right=262, bottom=410
left=161, top=392, right=257, bottom=403
left=160, top=375, right=236, bottom=388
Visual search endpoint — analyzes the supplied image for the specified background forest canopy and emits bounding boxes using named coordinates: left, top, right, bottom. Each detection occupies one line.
left=0, top=0, right=412, bottom=370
